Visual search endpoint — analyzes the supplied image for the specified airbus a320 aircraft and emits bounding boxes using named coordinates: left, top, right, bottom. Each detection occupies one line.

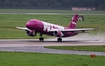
left=16, top=14, right=94, bottom=42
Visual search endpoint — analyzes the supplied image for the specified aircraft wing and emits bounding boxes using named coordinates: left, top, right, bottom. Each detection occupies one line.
left=49, top=28, right=94, bottom=32
left=16, top=27, right=30, bottom=31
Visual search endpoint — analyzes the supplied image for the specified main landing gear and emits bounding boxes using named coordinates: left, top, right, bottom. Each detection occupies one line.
left=39, top=33, right=62, bottom=42
left=39, top=33, right=44, bottom=41
left=57, top=37, right=62, bottom=42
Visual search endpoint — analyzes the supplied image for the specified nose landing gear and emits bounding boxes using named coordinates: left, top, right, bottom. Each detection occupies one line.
left=39, top=33, right=44, bottom=41
left=39, top=37, right=44, bottom=41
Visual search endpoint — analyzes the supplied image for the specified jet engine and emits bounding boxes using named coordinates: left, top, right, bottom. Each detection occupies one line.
left=53, top=30, right=64, bottom=37
left=26, top=30, right=37, bottom=37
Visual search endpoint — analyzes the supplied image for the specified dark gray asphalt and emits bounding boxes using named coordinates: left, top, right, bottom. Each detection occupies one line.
left=0, top=46, right=105, bottom=56
left=0, top=39, right=105, bottom=56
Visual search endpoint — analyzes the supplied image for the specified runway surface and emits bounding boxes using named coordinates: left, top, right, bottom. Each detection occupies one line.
left=0, top=38, right=105, bottom=56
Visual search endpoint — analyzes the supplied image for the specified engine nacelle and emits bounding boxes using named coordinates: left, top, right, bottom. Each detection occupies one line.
left=26, top=30, right=37, bottom=37
left=53, top=30, right=64, bottom=37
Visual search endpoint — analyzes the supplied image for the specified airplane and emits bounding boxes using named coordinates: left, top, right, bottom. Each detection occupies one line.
left=16, top=14, right=94, bottom=42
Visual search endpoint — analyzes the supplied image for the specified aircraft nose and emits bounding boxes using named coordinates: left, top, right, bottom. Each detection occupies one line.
left=26, top=22, right=32, bottom=29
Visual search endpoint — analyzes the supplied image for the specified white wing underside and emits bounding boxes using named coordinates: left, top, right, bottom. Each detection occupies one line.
left=16, top=27, right=30, bottom=31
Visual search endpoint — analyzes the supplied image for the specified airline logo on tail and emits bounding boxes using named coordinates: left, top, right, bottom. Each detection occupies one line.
left=68, top=14, right=78, bottom=29
left=72, top=21, right=77, bottom=25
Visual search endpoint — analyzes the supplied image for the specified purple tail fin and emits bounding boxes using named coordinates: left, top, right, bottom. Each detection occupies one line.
left=68, top=14, right=79, bottom=29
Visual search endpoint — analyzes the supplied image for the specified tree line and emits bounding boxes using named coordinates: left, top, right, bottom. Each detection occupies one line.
left=0, top=0, right=105, bottom=10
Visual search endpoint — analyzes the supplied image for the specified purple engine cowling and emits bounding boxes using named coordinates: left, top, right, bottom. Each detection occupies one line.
left=53, top=30, right=64, bottom=37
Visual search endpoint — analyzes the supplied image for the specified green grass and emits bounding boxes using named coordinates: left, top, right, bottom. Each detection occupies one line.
left=45, top=46, right=105, bottom=52
left=0, top=52, right=105, bottom=66
left=0, top=13, right=105, bottom=39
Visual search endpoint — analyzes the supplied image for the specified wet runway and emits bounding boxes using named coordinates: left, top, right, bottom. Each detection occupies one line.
left=0, top=38, right=105, bottom=56
left=0, top=39, right=105, bottom=47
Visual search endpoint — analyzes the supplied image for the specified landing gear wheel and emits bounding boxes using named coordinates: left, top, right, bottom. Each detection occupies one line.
left=57, top=38, right=62, bottom=42
left=39, top=33, right=44, bottom=41
left=39, top=37, right=44, bottom=41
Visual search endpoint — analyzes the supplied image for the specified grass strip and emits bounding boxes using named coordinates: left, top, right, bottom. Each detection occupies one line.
left=0, top=51, right=105, bottom=66
left=45, top=46, right=105, bottom=52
